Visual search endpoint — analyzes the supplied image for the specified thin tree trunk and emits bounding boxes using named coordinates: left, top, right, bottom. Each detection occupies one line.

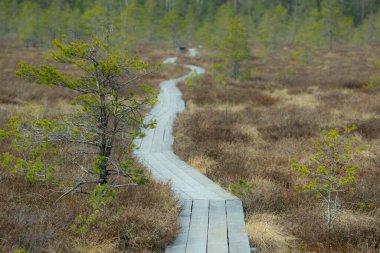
left=98, top=93, right=109, bottom=185
left=211, top=56, right=215, bottom=84
left=233, top=0, right=238, bottom=12
left=292, top=0, right=298, bottom=42
left=247, top=0, right=252, bottom=16
left=327, top=191, right=333, bottom=233
left=233, top=61, right=240, bottom=79
left=196, top=0, right=203, bottom=16
left=328, top=1, right=334, bottom=51
left=166, top=0, right=173, bottom=11
left=329, top=31, right=333, bottom=51
left=361, top=0, right=365, bottom=23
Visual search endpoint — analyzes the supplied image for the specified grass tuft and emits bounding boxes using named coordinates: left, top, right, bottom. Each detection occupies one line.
left=246, top=213, right=297, bottom=253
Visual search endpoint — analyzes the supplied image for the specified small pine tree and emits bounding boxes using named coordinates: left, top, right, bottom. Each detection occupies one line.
left=219, top=16, right=251, bottom=79
left=257, top=5, right=288, bottom=53
left=1, top=34, right=156, bottom=199
left=353, top=11, right=380, bottom=46
left=317, top=0, right=353, bottom=51
left=291, top=125, right=364, bottom=233
left=17, top=1, right=44, bottom=47
left=158, top=9, right=184, bottom=47
left=293, top=12, right=321, bottom=64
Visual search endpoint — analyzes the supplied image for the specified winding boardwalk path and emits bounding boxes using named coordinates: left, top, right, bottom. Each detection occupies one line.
left=134, top=54, right=251, bottom=253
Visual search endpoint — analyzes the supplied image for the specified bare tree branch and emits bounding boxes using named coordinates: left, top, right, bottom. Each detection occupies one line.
left=55, top=180, right=100, bottom=204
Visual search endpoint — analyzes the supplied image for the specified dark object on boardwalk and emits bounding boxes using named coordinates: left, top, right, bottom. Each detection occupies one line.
left=177, top=46, right=187, bottom=54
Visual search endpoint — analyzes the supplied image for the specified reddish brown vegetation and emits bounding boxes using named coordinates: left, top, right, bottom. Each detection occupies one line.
left=173, top=47, right=380, bottom=252
left=0, top=173, right=179, bottom=252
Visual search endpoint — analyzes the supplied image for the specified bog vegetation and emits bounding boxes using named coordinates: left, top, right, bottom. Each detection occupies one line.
left=0, top=38, right=182, bottom=252
left=0, top=0, right=380, bottom=252
left=174, top=47, right=380, bottom=253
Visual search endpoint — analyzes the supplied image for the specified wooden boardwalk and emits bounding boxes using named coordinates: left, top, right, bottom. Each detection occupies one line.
left=134, top=56, right=251, bottom=253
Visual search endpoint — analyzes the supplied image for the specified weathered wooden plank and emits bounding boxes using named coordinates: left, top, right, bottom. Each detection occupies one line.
left=136, top=126, right=155, bottom=153
left=163, top=57, right=177, bottom=64
left=162, top=151, right=237, bottom=200
left=138, top=157, right=167, bottom=181
left=155, top=89, right=172, bottom=116
left=152, top=153, right=220, bottom=199
left=185, top=199, right=209, bottom=253
left=146, top=154, right=201, bottom=198
left=207, top=200, right=229, bottom=253
left=226, top=200, right=251, bottom=253
left=162, top=126, right=174, bottom=151
left=165, top=200, right=192, bottom=253
left=134, top=58, right=250, bottom=252
left=149, top=126, right=167, bottom=152
left=139, top=155, right=192, bottom=199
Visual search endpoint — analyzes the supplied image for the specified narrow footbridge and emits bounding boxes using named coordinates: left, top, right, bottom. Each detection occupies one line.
left=134, top=56, right=251, bottom=253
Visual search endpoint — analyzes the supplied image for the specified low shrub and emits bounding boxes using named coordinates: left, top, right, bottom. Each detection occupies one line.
left=357, top=118, right=380, bottom=139
left=0, top=173, right=179, bottom=252
left=241, top=178, right=300, bottom=213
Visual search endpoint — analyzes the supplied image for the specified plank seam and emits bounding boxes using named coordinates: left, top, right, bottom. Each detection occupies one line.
left=184, top=200, right=193, bottom=253
left=206, top=199, right=210, bottom=253
left=226, top=199, right=231, bottom=253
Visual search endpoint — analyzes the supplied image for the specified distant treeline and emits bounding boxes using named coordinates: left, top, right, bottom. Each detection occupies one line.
left=1, top=0, right=380, bottom=51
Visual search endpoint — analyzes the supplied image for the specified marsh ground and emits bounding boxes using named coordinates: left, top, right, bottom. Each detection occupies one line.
left=0, top=42, right=185, bottom=252
left=174, top=46, right=380, bottom=252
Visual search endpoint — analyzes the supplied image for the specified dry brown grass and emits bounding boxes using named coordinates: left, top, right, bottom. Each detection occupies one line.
left=0, top=173, right=180, bottom=253
left=246, top=213, right=297, bottom=253
left=241, top=177, right=301, bottom=214
left=173, top=46, right=380, bottom=252
left=75, top=242, right=119, bottom=253
left=188, top=155, right=215, bottom=174
left=180, top=79, right=277, bottom=106
left=283, top=206, right=380, bottom=252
